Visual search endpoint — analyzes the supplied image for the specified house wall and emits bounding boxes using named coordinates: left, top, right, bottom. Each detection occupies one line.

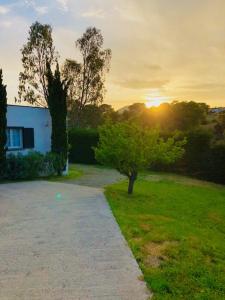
left=6, top=105, right=52, bottom=155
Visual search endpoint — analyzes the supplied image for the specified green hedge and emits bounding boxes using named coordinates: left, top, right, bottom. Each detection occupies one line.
left=4, top=151, right=64, bottom=180
left=69, top=128, right=99, bottom=164
left=152, top=129, right=225, bottom=185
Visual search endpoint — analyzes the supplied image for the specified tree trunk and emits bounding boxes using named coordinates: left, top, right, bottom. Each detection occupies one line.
left=128, top=172, right=137, bottom=194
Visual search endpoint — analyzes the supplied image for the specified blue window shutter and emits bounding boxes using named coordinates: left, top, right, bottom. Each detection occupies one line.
left=23, top=128, right=34, bottom=149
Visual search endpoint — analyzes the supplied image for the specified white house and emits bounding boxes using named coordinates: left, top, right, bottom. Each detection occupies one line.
left=6, top=105, right=51, bottom=154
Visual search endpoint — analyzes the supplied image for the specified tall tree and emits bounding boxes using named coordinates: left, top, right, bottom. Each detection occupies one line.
left=62, top=27, right=111, bottom=126
left=17, top=21, right=57, bottom=107
left=0, top=69, right=7, bottom=178
left=46, top=63, right=68, bottom=175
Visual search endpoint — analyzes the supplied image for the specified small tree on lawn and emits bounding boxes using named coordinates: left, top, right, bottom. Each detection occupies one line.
left=46, top=63, right=68, bottom=175
left=95, top=122, right=186, bottom=194
left=0, top=69, right=7, bottom=178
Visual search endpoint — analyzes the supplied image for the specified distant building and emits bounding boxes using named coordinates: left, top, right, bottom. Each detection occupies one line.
left=210, top=107, right=225, bottom=114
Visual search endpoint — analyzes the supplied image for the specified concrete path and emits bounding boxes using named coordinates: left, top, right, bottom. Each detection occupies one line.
left=65, top=164, right=125, bottom=188
left=0, top=181, right=149, bottom=300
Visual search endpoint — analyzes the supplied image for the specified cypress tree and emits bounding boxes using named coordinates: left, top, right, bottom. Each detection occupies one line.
left=0, top=69, right=7, bottom=178
left=46, top=63, right=68, bottom=175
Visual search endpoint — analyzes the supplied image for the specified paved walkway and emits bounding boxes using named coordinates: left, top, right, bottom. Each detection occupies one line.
left=0, top=181, right=149, bottom=299
left=65, top=164, right=125, bottom=188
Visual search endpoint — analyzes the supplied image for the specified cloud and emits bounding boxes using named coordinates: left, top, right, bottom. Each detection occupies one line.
left=57, top=0, right=69, bottom=12
left=0, top=21, right=13, bottom=28
left=0, top=5, right=10, bottom=14
left=22, top=1, right=48, bottom=14
left=114, top=4, right=144, bottom=23
left=81, top=9, right=105, bottom=18
left=34, top=6, right=48, bottom=15
left=1, top=0, right=225, bottom=108
left=115, top=78, right=169, bottom=90
left=179, top=83, right=225, bottom=91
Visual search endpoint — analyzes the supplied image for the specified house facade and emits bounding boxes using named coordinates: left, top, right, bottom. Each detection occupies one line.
left=6, top=105, right=51, bottom=154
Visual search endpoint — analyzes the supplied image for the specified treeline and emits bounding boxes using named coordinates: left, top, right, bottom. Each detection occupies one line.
left=69, top=101, right=225, bottom=184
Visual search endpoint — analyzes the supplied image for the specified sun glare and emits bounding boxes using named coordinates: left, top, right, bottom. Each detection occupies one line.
left=145, top=98, right=163, bottom=108
left=145, top=90, right=170, bottom=108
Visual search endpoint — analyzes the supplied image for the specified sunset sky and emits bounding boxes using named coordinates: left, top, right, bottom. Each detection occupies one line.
left=0, top=0, right=225, bottom=109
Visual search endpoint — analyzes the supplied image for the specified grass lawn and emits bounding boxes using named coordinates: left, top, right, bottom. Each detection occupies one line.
left=46, top=164, right=83, bottom=182
left=105, top=173, right=225, bottom=300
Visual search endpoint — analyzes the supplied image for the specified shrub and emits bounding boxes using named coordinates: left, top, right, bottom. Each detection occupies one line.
left=5, top=152, right=43, bottom=180
left=69, top=128, right=99, bottom=164
left=44, top=152, right=66, bottom=176
left=182, top=129, right=212, bottom=176
left=4, top=151, right=66, bottom=180
left=205, top=143, right=225, bottom=184
left=152, top=129, right=225, bottom=185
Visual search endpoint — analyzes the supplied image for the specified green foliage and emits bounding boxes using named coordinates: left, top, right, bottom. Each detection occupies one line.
left=0, top=69, right=7, bottom=178
left=17, top=21, right=57, bottom=106
left=46, top=63, right=68, bottom=175
left=62, top=27, right=111, bottom=127
left=105, top=174, right=225, bottom=299
left=120, top=101, right=209, bottom=132
left=206, top=143, right=225, bottom=184
left=154, top=129, right=225, bottom=184
left=44, top=152, right=66, bottom=176
left=183, top=129, right=212, bottom=176
left=171, top=101, right=209, bottom=131
left=71, top=104, right=118, bottom=128
left=4, top=151, right=66, bottom=180
left=5, top=152, right=44, bottom=180
left=95, top=122, right=185, bottom=193
left=69, top=128, right=99, bottom=164
left=214, top=112, right=225, bottom=140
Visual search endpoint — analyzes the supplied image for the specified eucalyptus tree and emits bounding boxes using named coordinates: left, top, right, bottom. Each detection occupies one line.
left=17, top=21, right=57, bottom=107
left=62, top=27, right=111, bottom=127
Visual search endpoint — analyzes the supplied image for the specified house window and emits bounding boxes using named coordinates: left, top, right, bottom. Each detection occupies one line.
left=6, top=128, right=23, bottom=150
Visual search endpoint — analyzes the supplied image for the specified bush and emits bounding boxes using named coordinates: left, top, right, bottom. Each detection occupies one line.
left=5, top=152, right=43, bottom=180
left=44, top=152, right=66, bottom=176
left=152, top=129, right=225, bottom=185
left=69, top=128, right=99, bottom=164
left=4, top=151, right=65, bottom=180
left=182, top=129, right=212, bottom=176
left=205, top=143, right=225, bottom=184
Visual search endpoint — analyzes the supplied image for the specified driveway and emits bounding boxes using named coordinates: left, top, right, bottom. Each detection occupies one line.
left=63, top=164, right=125, bottom=188
left=0, top=181, right=149, bottom=299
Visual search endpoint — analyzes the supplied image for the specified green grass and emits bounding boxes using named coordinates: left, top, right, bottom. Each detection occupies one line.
left=0, top=164, right=83, bottom=184
left=46, top=164, right=83, bottom=182
left=105, top=174, right=225, bottom=300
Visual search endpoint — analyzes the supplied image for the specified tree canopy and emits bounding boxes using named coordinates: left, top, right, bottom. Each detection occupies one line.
left=62, top=27, right=111, bottom=126
left=17, top=21, right=57, bottom=107
left=46, top=63, right=68, bottom=175
left=95, top=122, right=186, bottom=194
left=119, top=101, right=209, bottom=132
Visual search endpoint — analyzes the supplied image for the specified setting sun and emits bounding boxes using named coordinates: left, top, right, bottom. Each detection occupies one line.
left=145, top=97, right=164, bottom=108
left=145, top=90, right=171, bottom=108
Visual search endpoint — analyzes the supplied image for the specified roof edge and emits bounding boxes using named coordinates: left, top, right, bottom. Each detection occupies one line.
left=7, top=104, right=49, bottom=110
